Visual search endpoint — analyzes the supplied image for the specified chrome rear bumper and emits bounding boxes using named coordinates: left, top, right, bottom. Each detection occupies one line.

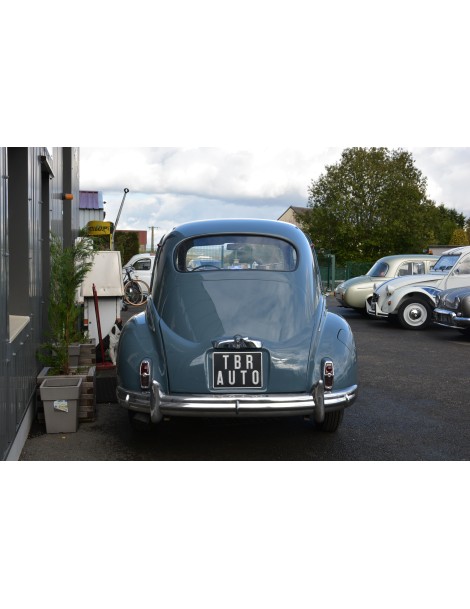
left=117, top=382, right=358, bottom=424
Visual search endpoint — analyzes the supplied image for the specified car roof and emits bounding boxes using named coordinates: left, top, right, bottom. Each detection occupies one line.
left=124, top=253, right=155, bottom=265
left=376, top=254, right=439, bottom=262
left=168, top=218, right=306, bottom=242
left=441, top=245, right=470, bottom=256
left=127, top=253, right=155, bottom=260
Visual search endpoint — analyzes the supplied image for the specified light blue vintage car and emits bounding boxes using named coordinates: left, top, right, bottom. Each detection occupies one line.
left=116, top=219, right=358, bottom=432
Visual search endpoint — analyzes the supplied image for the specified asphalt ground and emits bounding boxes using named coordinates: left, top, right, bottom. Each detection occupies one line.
left=19, top=296, right=470, bottom=461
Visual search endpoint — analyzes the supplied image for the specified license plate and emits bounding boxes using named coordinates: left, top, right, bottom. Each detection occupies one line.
left=213, top=352, right=263, bottom=389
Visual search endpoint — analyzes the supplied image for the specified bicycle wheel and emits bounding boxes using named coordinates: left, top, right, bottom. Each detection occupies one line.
left=136, top=279, right=150, bottom=304
left=124, top=279, right=149, bottom=306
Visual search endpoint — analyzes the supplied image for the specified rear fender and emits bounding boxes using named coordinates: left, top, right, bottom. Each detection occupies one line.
left=308, top=311, right=357, bottom=390
left=117, top=303, right=168, bottom=393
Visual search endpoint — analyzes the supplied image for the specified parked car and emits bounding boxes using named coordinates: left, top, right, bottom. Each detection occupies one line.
left=434, top=286, right=470, bottom=336
left=122, top=253, right=156, bottom=290
left=116, top=219, right=358, bottom=433
left=366, top=246, right=470, bottom=329
left=334, top=254, right=439, bottom=313
left=187, top=256, right=221, bottom=270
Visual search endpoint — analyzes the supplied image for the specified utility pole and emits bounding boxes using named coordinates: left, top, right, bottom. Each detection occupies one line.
left=149, top=226, right=159, bottom=253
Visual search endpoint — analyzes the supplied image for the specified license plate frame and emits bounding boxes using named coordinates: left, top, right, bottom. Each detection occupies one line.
left=212, top=351, right=263, bottom=389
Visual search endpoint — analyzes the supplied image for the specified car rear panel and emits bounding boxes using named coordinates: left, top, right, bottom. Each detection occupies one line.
left=159, top=272, right=318, bottom=394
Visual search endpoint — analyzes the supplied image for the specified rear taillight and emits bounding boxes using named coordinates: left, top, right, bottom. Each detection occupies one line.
left=323, top=360, right=334, bottom=391
left=140, top=360, right=151, bottom=389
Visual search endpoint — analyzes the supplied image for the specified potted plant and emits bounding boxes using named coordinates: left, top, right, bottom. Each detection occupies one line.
left=38, top=233, right=96, bottom=432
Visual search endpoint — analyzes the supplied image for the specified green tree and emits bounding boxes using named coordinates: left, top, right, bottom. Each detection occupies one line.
left=449, top=228, right=469, bottom=246
left=301, top=148, right=461, bottom=263
left=115, top=231, right=140, bottom=265
left=425, top=204, right=466, bottom=245
left=87, top=225, right=141, bottom=264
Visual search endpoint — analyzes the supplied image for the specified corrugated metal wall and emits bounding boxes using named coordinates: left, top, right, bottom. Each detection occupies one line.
left=0, top=147, right=79, bottom=459
left=0, top=149, right=8, bottom=457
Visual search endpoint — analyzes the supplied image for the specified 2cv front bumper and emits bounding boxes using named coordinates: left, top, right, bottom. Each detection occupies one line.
left=117, top=381, right=358, bottom=424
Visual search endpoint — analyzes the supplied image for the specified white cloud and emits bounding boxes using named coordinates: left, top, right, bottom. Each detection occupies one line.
left=80, top=147, right=470, bottom=248
left=80, top=147, right=343, bottom=237
left=411, top=147, right=470, bottom=216
left=80, top=147, right=341, bottom=201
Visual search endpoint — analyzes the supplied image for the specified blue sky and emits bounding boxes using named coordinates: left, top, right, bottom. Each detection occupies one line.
left=80, top=147, right=470, bottom=247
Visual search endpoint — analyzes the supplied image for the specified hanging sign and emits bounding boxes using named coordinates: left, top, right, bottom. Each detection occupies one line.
left=87, top=221, right=112, bottom=236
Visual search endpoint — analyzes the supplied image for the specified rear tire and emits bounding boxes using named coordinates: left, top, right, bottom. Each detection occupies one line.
left=315, top=409, right=344, bottom=432
left=397, top=297, right=432, bottom=330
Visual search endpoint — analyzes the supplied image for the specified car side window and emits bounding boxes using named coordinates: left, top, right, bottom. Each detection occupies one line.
left=397, top=263, right=412, bottom=277
left=133, top=259, right=151, bottom=271
left=455, top=259, right=470, bottom=275
left=413, top=262, right=425, bottom=275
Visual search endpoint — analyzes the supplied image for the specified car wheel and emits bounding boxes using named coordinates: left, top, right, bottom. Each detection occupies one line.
left=397, top=297, right=432, bottom=330
left=459, top=327, right=470, bottom=337
left=315, top=409, right=344, bottom=432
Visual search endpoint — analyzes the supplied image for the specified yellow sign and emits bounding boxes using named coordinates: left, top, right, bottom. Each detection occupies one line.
left=87, top=221, right=112, bottom=236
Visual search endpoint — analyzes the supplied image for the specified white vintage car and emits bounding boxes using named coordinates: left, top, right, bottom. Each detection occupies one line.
left=366, top=246, right=470, bottom=329
left=122, top=253, right=156, bottom=289
left=334, top=254, right=439, bottom=313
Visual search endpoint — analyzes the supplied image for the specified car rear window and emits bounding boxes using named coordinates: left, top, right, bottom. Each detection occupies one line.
left=176, top=235, right=298, bottom=272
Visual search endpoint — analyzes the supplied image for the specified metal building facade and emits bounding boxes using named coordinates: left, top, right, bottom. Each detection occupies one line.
left=0, top=147, right=80, bottom=460
left=79, top=190, right=105, bottom=228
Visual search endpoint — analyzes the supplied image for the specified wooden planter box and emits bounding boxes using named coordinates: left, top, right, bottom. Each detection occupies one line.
left=77, top=340, right=96, bottom=368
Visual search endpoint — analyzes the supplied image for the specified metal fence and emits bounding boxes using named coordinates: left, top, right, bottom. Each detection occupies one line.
left=317, top=254, right=372, bottom=293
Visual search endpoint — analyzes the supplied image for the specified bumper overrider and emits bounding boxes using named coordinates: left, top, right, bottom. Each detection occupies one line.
left=434, top=308, right=470, bottom=330
left=117, top=381, right=358, bottom=424
left=366, top=295, right=388, bottom=318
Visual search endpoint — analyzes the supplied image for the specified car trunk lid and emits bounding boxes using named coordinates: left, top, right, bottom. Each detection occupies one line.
left=158, top=273, right=318, bottom=394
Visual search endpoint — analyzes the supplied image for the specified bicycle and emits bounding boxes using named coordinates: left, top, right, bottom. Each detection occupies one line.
left=122, top=266, right=150, bottom=307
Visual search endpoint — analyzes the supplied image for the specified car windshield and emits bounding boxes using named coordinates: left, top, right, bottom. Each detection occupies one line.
left=433, top=254, right=460, bottom=272
left=368, top=261, right=390, bottom=277
left=176, top=235, right=298, bottom=272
